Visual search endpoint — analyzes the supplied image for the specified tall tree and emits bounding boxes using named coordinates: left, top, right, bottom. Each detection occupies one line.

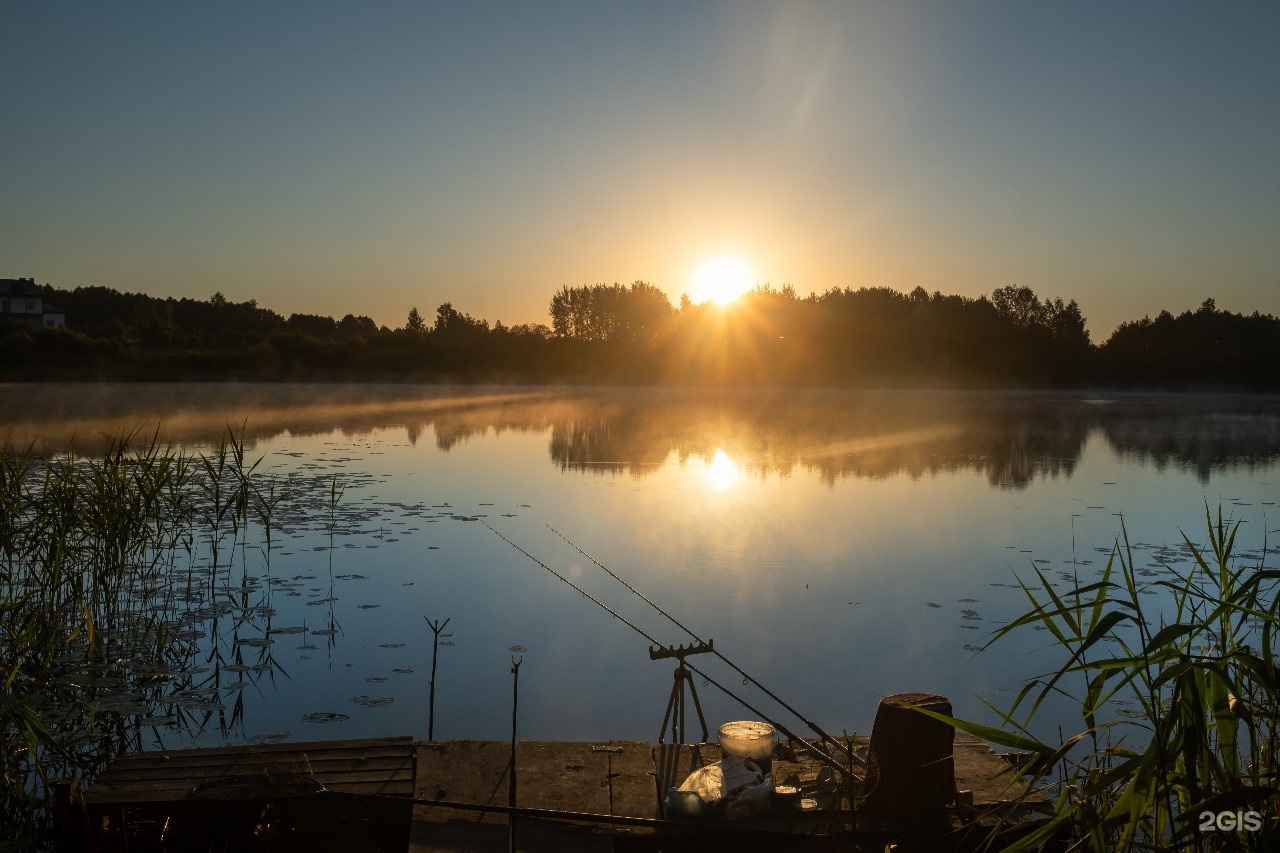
left=405, top=306, right=425, bottom=334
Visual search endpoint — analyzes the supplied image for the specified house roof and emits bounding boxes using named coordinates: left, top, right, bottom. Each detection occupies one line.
left=0, top=278, right=41, bottom=297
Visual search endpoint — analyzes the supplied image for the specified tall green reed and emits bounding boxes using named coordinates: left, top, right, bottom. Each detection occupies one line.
left=0, top=426, right=285, bottom=845
left=930, top=505, right=1279, bottom=851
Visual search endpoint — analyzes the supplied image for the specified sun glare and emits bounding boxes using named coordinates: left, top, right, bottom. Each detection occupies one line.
left=706, top=449, right=740, bottom=491
left=690, top=255, right=755, bottom=306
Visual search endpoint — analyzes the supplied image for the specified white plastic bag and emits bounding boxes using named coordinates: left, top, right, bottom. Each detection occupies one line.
left=678, top=755, right=766, bottom=810
left=724, top=772, right=774, bottom=820
left=677, top=763, right=725, bottom=804
left=718, top=756, right=763, bottom=796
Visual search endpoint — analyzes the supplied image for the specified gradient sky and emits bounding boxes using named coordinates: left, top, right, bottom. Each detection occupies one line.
left=3, top=2, right=1277, bottom=338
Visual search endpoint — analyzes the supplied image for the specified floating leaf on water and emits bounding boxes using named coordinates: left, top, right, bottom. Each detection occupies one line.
left=222, top=681, right=251, bottom=690
left=138, top=715, right=179, bottom=727
left=962, top=645, right=985, bottom=653
left=97, top=698, right=152, bottom=715
left=392, top=668, right=414, bottom=674
left=270, top=626, right=307, bottom=635
left=926, top=603, right=942, bottom=609
left=352, top=696, right=394, bottom=708
left=358, top=604, right=380, bottom=609
left=509, top=645, right=528, bottom=653
left=302, top=712, right=349, bottom=724
left=297, top=644, right=318, bottom=651
left=236, top=637, right=274, bottom=647
left=366, top=677, right=388, bottom=683
left=379, top=643, right=404, bottom=648
left=958, top=598, right=978, bottom=603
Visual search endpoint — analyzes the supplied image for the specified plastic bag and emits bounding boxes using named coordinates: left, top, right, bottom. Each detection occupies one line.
left=724, top=772, right=774, bottom=820
left=678, top=756, right=765, bottom=809
left=665, top=787, right=709, bottom=818
left=677, top=763, right=724, bottom=803
left=718, top=756, right=763, bottom=796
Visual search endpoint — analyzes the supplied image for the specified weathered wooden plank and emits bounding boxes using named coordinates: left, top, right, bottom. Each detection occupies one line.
left=413, top=740, right=657, bottom=822
left=84, top=737, right=414, bottom=806
left=410, top=740, right=656, bottom=852
left=92, top=753, right=413, bottom=783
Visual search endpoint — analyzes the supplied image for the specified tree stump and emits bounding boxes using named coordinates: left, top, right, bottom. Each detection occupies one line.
left=863, top=692, right=957, bottom=824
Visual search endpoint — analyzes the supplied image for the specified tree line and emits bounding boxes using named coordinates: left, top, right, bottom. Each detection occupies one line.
left=2, top=280, right=1276, bottom=388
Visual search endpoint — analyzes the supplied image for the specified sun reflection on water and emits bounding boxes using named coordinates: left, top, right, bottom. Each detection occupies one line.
left=706, top=449, right=740, bottom=491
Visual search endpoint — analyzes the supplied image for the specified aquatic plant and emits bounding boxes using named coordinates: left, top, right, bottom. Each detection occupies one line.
left=0, top=427, right=288, bottom=845
left=933, top=505, right=1279, bottom=851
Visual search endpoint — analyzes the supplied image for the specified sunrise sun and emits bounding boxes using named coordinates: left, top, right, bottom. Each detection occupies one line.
left=690, top=254, right=755, bottom=306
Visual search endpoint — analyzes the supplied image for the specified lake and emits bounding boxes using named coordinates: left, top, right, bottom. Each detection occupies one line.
left=4, top=383, right=1278, bottom=751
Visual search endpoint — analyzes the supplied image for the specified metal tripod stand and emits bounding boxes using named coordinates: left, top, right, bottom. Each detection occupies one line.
left=650, top=640, right=714, bottom=744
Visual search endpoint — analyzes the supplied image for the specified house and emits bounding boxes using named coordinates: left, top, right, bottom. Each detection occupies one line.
left=0, top=278, right=65, bottom=329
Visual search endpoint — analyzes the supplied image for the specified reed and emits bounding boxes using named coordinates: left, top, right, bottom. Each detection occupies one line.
left=0, top=427, right=282, bottom=845
left=928, top=505, right=1279, bottom=851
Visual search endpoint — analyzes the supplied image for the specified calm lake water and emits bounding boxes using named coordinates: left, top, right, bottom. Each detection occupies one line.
left=5, top=383, right=1279, bottom=751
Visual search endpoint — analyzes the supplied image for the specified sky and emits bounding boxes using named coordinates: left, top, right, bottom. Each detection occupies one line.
left=3, top=2, right=1278, bottom=339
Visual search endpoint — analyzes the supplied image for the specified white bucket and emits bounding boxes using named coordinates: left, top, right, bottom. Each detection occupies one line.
left=718, top=720, right=775, bottom=761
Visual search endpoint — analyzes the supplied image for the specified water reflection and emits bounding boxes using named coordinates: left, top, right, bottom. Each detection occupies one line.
left=4, top=383, right=1279, bottom=758
left=5, top=384, right=1275, bottom=487
left=706, top=449, right=740, bottom=491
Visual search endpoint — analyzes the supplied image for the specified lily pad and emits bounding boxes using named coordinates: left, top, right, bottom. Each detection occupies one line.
left=302, top=712, right=349, bottom=724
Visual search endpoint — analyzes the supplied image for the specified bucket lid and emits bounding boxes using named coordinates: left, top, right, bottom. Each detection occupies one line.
left=719, top=720, right=774, bottom=741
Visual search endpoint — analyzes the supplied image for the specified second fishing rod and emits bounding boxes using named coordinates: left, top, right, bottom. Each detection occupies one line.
left=547, top=524, right=864, bottom=769
left=482, top=521, right=855, bottom=780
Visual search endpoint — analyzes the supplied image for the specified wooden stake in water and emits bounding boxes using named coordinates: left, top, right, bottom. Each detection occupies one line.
left=424, top=617, right=450, bottom=741
left=509, top=654, right=522, bottom=853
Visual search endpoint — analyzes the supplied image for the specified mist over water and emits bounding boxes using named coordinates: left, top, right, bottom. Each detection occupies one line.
left=5, top=383, right=1278, bottom=749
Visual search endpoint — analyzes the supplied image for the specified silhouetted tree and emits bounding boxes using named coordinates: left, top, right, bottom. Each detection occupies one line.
left=338, top=314, right=378, bottom=337
left=287, top=313, right=338, bottom=338
left=434, top=302, right=488, bottom=337
left=1100, top=300, right=1279, bottom=388
left=405, top=307, right=425, bottom=334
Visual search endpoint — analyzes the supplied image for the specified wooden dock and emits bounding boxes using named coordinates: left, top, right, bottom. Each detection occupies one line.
left=82, top=736, right=415, bottom=851
left=74, top=732, right=1049, bottom=852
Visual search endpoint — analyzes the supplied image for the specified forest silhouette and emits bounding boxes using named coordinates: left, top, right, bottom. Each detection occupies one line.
left=2, top=280, right=1277, bottom=388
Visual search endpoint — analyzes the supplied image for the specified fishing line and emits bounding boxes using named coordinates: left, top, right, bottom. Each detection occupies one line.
left=546, top=524, right=861, bottom=766
left=483, top=521, right=855, bottom=778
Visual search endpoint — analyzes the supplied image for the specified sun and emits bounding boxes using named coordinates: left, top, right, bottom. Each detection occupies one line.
left=690, top=254, right=755, bottom=306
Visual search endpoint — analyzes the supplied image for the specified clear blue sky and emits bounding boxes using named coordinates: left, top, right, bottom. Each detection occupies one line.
left=3, top=2, right=1277, bottom=338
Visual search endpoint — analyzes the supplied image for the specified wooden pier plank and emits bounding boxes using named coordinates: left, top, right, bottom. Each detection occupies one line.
left=84, top=736, right=414, bottom=806
left=411, top=740, right=654, bottom=853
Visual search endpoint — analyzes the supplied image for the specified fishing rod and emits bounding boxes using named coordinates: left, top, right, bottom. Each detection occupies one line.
left=483, top=522, right=855, bottom=780
left=547, top=524, right=864, bottom=768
